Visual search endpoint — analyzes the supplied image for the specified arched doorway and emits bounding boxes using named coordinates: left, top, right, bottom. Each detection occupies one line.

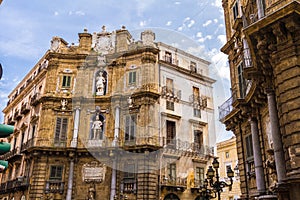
left=164, top=193, right=180, bottom=200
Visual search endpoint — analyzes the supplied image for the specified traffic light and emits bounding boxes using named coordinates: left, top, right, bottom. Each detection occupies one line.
left=0, top=124, right=14, bottom=172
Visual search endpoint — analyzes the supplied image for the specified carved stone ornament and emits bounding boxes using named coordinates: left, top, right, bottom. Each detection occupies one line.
left=93, top=32, right=115, bottom=54
left=82, top=161, right=106, bottom=183
left=50, top=37, right=61, bottom=52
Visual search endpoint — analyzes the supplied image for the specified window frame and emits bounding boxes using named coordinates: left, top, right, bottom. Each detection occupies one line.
left=128, top=71, right=137, bottom=85
left=54, top=117, right=68, bottom=146
left=49, top=165, right=63, bottom=181
left=61, top=75, right=71, bottom=88
left=125, top=115, right=136, bottom=142
left=195, top=167, right=205, bottom=186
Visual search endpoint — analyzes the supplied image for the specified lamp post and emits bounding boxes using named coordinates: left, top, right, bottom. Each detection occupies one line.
left=202, top=157, right=234, bottom=200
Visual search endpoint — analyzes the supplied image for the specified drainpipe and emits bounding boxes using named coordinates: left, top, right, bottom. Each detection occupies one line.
left=66, top=107, right=80, bottom=200
left=110, top=105, right=120, bottom=200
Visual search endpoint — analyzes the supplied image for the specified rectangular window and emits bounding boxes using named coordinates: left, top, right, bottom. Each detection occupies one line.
left=226, top=151, right=230, bottom=158
left=166, top=101, right=174, bottom=111
left=232, top=1, right=239, bottom=20
left=165, top=51, right=172, bottom=63
left=62, top=75, right=71, bottom=88
left=168, top=163, right=176, bottom=180
left=125, top=115, right=136, bottom=141
left=124, top=164, right=135, bottom=179
left=193, top=108, right=201, bottom=118
left=166, top=120, right=176, bottom=147
left=238, top=63, right=246, bottom=98
left=194, top=130, right=203, bottom=150
left=128, top=71, right=136, bottom=85
left=166, top=78, right=174, bottom=94
left=195, top=167, right=204, bottom=186
left=245, top=134, right=254, bottom=158
left=190, top=61, right=197, bottom=73
left=49, top=165, right=63, bottom=180
left=54, top=117, right=68, bottom=146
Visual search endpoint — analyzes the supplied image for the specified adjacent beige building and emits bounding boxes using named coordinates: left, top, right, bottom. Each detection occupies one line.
left=0, top=27, right=217, bottom=200
left=219, top=0, right=300, bottom=200
left=217, top=136, right=241, bottom=200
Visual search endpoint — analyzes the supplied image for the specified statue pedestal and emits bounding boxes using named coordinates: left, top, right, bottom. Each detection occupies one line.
left=96, top=91, right=104, bottom=96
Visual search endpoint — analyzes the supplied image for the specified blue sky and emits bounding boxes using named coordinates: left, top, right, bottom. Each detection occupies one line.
left=0, top=0, right=233, bottom=142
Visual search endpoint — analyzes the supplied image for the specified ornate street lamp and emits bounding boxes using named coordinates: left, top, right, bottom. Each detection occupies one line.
left=201, top=157, right=234, bottom=200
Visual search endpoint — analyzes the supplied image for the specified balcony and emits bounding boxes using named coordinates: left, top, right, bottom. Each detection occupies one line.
left=0, top=177, right=29, bottom=194
left=190, top=179, right=204, bottom=193
left=7, top=116, right=15, bottom=125
left=45, top=180, right=64, bottom=194
left=162, top=56, right=179, bottom=65
left=13, top=109, right=22, bottom=121
left=21, top=138, right=35, bottom=152
left=161, top=86, right=181, bottom=101
left=0, top=147, right=21, bottom=161
left=20, top=103, right=30, bottom=115
left=30, top=93, right=41, bottom=106
left=121, top=178, right=136, bottom=194
left=160, top=176, right=187, bottom=192
left=218, top=91, right=237, bottom=122
left=189, top=95, right=208, bottom=109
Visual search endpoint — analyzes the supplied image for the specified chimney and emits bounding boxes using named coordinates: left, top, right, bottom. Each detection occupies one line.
left=78, top=28, right=92, bottom=51
left=115, top=26, right=132, bottom=52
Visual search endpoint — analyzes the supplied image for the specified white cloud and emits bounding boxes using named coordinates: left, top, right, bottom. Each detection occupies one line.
left=196, top=32, right=212, bottom=43
left=183, top=17, right=190, bottom=22
left=140, top=21, right=147, bottom=27
left=75, top=11, right=85, bottom=16
left=187, top=20, right=195, bottom=28
left=166, top=21, right=172, bottom=26
left=178, top=26, right=183, bottom=31
left=203, top=20, right=212, bottom=27
left=214, top=19, right=218, bottom=23
left=217, top=35, right=226, bottom=45
left=175, top=1, right=181, bottom=5
left=54, top=11, right=59, bottom=16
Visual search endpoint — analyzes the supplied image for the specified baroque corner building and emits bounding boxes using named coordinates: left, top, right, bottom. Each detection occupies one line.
left=0, top=26, right=217, bottom=200
left=219, top=0, right=300, bottom=200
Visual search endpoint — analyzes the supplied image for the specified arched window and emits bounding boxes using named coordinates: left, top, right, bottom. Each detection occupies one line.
left=164, top=193, right=180, bottom=200
left=89, top=113, right=105, bottom=140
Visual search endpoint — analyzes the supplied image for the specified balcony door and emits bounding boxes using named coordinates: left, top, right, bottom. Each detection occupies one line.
left=166, top=120, right=176, bottom=147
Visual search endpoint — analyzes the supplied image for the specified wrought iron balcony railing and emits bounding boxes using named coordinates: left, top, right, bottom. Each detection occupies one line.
left=0, top=177, right=29, bottom=194
left=30, top=93, right=41, bottom=106
left=162, top=56, right=179, bottom=65
left=21, top=138, right=35, bottom=152
left=189, top=95, right=208, bottom=109
left=218, top=91, right=237, bottom=122
left=20, top=103, right=30, bottom=115
left=161, top=86, right=182, bottom=100
left=45, top=180, right=64, bottom=194
left=0, top=147, right=21, bottom=161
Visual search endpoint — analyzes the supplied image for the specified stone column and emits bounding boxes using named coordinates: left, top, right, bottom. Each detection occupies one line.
left=266, top=89, right=286, bottom=183
left=71, top=107, right=80, bottom=148
left=249, top=117, right=266, bottom=194
left=256, top=0, right=265, bottom=19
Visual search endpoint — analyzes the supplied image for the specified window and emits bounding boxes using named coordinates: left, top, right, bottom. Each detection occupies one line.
left=166, top=101, right=174, bottom=111
left=238, top=63, right=246, bottom=98
left=124, top=163, right=135, bottom=179
left=195, top=167, right=204, bottom=186
left=226, top=151, right=230, bottom=158
left=232, top=1, right=239, bottom=20
left=49, top=165, right=63, bottom=180
left=166, top=78, right=174, bottom=94
left=193, top=87, right=200, bottom=102
left=245, top=134, right=253, bottom=158
left=128, top=71, right=136, bottom=85
left=31, top=124, right=36, bottom=139
left=168, top=163, right=176, bottom=180
left=226, top=163, right=232, bottom=175
left=194, top=108, right=201, bottom=118
left=62, top=75, right=71, bottom=88
left=190, top=61, right=197, bottom=73
left=125, top=115, right=136, bottom=141
left=165, top=51, right=172, bottom=63
left=194, top=130, right=203, bottom=150
left=54, top=117, right=68, bottom=146
left=166, top=121, right=176, bottom=147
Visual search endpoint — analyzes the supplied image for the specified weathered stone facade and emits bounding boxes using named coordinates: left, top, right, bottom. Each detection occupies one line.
left=217, top=137, right=241, bottom=200
left=1, top=27, right=217, bottom=200
left=219, top=1, right=300, bottom=199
